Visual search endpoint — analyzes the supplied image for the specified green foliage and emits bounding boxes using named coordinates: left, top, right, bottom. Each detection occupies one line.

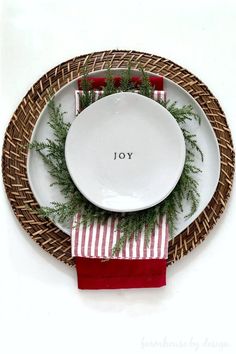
left=139, top=68, right=152, bottom=98
left=30, top=67, right=203, bottom=256
left=78, top=73, right=95, bottom=113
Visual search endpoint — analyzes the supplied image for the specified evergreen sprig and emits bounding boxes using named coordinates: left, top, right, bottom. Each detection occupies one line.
left=30, top=68, right=203, bottom=256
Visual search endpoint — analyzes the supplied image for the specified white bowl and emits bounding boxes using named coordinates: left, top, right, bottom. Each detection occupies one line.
left=65, top=92, right=186, bottom=212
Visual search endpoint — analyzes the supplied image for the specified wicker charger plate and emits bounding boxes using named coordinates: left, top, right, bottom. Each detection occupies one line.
left=2, top=50, right=235, bottom=267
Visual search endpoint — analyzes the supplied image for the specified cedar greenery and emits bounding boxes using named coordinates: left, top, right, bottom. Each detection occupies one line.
left=29, top=68, right=203, bottom=256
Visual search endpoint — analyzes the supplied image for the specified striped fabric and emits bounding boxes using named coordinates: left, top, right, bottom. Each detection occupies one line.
left=71, top=214, right=169, bottom=260
left=75, top=89, right=166, bottom=115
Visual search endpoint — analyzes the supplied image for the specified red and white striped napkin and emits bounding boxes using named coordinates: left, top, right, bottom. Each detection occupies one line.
left=71, top=215, right=168, bottom=259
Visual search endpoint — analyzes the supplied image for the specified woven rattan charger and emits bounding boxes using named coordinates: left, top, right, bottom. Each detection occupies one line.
left=2, top=50, right=235, bottom=266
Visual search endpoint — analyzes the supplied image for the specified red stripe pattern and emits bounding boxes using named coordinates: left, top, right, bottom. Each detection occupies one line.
left=71, top=215, right=169, bottom=259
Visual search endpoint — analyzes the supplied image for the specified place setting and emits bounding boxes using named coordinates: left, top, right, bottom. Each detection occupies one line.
left=2, top=50, right=234, bottom=290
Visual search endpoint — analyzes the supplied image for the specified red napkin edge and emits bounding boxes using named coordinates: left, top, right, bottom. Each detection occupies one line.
left=75, top=258, right=167, bottom=290
left=77, top=76, right=164, bottom=91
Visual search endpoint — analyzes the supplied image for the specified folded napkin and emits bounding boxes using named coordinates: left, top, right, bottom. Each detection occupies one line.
left=72, top=76, right=169, bottom=290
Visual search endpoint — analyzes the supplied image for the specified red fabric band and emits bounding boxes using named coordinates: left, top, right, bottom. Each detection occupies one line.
left=75, top=258, right=166, bottom=290
left=77, top=76, right=164, bottom=91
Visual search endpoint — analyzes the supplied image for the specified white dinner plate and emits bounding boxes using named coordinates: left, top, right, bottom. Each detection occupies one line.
left=65, top=92, right=186, bottom=212
left=27, top=69, right=220, bottom=237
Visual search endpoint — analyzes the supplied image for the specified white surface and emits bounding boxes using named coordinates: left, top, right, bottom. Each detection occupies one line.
left=0, top=1, right=236, bottom=354
left=28, top=71, right=220, bottom=235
